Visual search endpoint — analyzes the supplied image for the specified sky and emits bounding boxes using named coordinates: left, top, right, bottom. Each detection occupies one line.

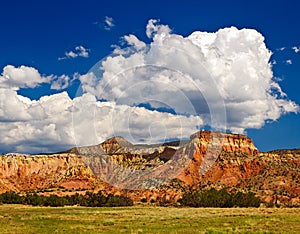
left=0, top=0, right=299, bottom=153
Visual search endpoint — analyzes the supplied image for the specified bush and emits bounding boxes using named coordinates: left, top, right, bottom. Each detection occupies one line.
left=0, top=191, right=133, bottom=207
left=105, top=194, right=133, bottom=207
left=25, top=193, right=47, bottom=206
left=0, top=192, right=24, bottom=204
left=180, top=188, right=261, bottom=208
left=83, top=191, right=108, bottom=207
left=140, top=198, right=147, bottom=203
left=44, top=195, right=68, bottom=207
left=232, top=191, right=260, bottom=207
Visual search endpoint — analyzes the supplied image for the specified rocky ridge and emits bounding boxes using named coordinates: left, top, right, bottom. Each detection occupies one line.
left=0, top=130, right=299, bottom=206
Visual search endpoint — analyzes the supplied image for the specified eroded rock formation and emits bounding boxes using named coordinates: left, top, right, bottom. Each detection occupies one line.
left=0, top=131, right=299, bottom=206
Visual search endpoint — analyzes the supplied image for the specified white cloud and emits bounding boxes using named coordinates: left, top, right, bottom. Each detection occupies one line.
left=292, top=46, right=300, bottom=53
left=104, top=16, right=115, bottom=30
left=0, top=91, right=75, bottom=153
left=1, top=20, right=299, bottom=154
left=81, top=19, right=299, bottom=134
left=286, top=59, right=292, bottom=65
left=72, top=94, right=202, bottom=146
left=0, top=64, right=201, bottom=153
left=0, top=65, right=76, bottom=91
left=146, top=19, right=171, bottom=38
left=123, top=34, right=146, bottom=50
left=65, top=51, right=78, bottom=59
left=59, top=45, right=90, bottom=60
left=0, top=88, right=201, bottom=153
left=0, top=65, right=50, bottom=90
left=50, top=74, right=71, bottom=90
left=75, top=46, right=89, bottom=58
left=0, top=65, right=85, bottom=152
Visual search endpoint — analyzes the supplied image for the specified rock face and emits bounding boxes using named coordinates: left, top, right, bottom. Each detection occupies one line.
left=0, top=153, right=114, bottom=195
left=0, top=130, right=299, bottom=206
left=177, top=131, right=259, bottom=185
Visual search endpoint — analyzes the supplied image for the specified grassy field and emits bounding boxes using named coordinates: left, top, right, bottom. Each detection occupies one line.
left=0, top=205, right=299, bottom=233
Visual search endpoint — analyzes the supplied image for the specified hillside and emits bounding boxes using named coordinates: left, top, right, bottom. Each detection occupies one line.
left=0, top=130, right=299, bottom=206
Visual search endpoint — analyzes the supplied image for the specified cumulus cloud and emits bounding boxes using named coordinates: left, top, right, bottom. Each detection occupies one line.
left=292, top=46, right=300, bottom=53
left=81, top=19, right=299, bottom=134
left=59, top=45, right=89, bottom=60
left=1, top=20, right=299, bottom=153
left=0, top=91, right=75, bottom=153
left=0, top=65, right=201, bottom=153
left=0, top=66, right=80, bottom=152
left=72, top=94, right=202, bottom=146
left=50, top=74, right=71, bottom=90
left=0, top=65, right=75, bottom=91
left=0, top=88, right=201, bottom=153
left=123, top=34, right=146, bottom=50
left=0, top=65, right=50, bottom=90
left=146, top=19, right=171, bottom=38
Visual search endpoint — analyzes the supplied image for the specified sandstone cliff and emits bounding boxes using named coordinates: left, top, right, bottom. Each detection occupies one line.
left=0, top=153, right=110, bottom=194
left=0, top=131, right=299, bottom=206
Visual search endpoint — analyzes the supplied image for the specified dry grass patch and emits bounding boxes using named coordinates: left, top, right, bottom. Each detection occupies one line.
left=0, top=204, right=299, bottom=233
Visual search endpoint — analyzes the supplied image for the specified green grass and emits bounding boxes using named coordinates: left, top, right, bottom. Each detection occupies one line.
left=0, top=205, right=299, bottom=233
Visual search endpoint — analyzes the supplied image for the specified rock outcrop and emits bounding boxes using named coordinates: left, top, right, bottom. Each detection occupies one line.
left=0, top=130, right=299, bottom=206
left=0, top=153, right=112, bottom=194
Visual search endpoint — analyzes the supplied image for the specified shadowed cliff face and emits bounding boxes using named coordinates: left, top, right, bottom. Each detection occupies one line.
left=0, top=130, right=299, bottom=206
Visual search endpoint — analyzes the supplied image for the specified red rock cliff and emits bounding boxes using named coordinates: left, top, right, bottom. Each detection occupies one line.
left=0, top=131, right=299, bottom=206
left=177, top=131, right=258, bottom=184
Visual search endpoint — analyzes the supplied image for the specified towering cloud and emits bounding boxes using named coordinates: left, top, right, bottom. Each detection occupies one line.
left=81, top=19, right=299, bottom=133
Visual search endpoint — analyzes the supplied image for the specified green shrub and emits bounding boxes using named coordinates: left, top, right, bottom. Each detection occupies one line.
left=83, top=191, right=108, bottom=207
left=0, top=192, right=24, bottom=204
left=25, top=193, right=47, bottom=206
left=0, top=191, right=133, bottom=207
left=44, top=195, right=68, bottom=207
left=180, top=188, right=261, bottom=208
left=232, top=191, right=261, bottom=207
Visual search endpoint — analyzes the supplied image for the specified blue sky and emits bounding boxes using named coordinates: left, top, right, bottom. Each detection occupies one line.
left=0, top=0, right=299, bottom=153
